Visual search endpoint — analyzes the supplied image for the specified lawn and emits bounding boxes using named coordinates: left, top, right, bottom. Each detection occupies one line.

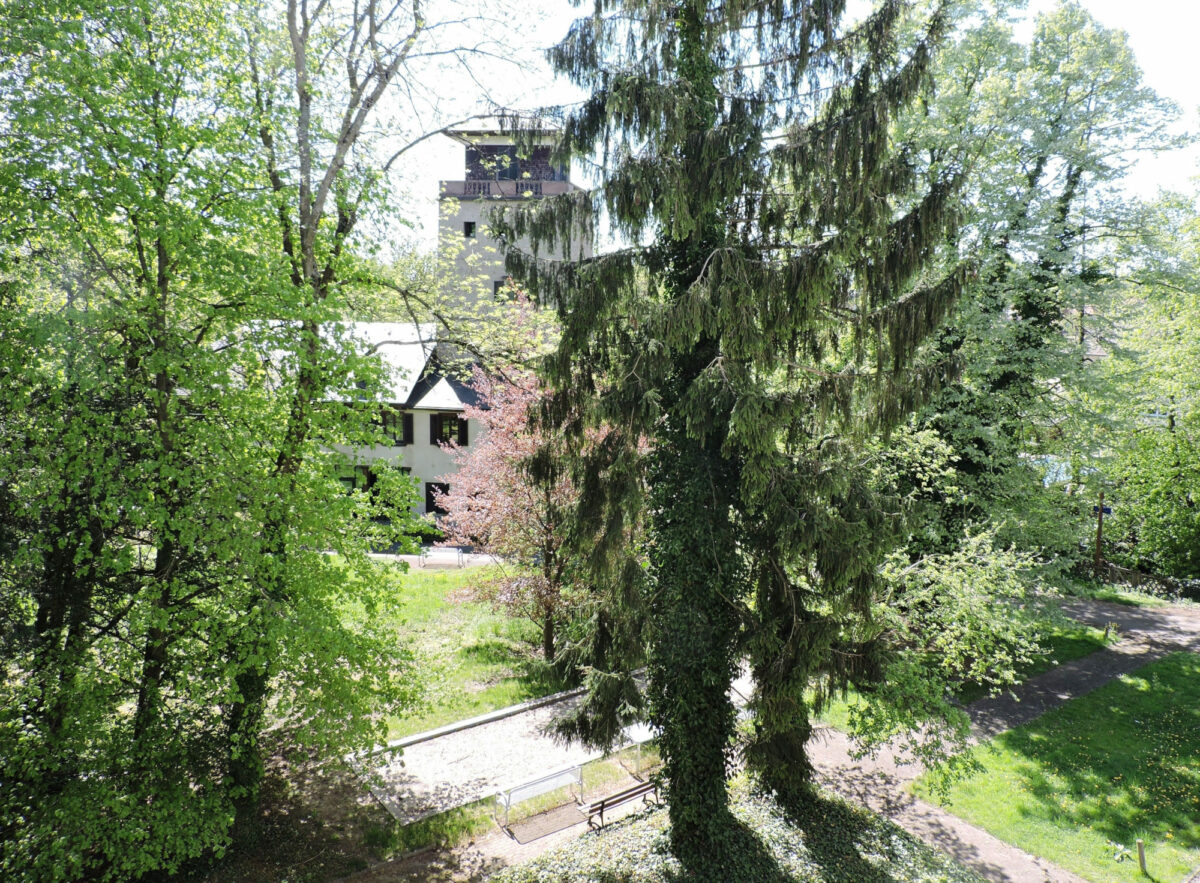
left=377, top=566, right=569, bottom=738
left=489, top=776, right=986, bottom=883
left=913, top=652, right=1200, bottom=883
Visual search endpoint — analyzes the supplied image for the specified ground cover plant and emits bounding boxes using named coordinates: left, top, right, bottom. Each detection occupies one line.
left=914, top=652, right=1200, bottom=883
left=490, top=776, right=986, bottom=883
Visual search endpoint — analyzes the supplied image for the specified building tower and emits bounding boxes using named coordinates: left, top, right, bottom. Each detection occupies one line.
left=438, top=125, right=592, bottom=310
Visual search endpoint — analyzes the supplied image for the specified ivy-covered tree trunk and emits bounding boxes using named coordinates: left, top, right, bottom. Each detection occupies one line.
left=646, top=414, right=744, bottom=851
left=639, top=7, right=747, bottom=851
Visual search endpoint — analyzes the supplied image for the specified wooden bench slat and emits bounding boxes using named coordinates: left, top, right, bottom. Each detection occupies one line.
left=585, top=780, right=658, bottom=829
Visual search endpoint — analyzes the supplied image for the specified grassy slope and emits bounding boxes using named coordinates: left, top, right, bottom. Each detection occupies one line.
left=377, top=567, right=569, bottom=738
left=490, top=777, right=986, bottom=883
left=914, top=652, right=1200, bottom=883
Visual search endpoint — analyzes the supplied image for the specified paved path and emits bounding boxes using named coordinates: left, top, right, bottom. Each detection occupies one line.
left=362, top=671, right=752, bottom=824
left=362, top=691, right=597, bottom=824
left=354, top=597, right=1200, bottom=882
left=371, top=548, right=500, bottom=570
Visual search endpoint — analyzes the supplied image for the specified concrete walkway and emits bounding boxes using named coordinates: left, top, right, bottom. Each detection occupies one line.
left=371, top=548, right=500, bottom=570
left=361, top=671, right=752, bottom=824
left=355, top=597, right=1200, bottom=882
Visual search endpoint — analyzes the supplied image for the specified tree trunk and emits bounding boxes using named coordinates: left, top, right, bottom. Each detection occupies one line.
left=541, top=611, right=555, bottom=662
left=646, top=418, right=742, bottom=868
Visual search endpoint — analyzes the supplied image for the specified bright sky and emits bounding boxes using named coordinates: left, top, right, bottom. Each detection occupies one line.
left=396, top=1, right=1200, bottom=248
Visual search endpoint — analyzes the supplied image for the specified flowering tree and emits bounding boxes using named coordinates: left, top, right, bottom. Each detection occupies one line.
left=437, top=368, right=577, bottom=661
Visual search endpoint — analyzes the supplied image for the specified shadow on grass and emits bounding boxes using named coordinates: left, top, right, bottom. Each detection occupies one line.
left=459, top=638, right=526, bottom=666
left=998, top=653, right=1200, bottom=851
left=458, top=639, right=574, bottom=697
left=175, top=747, right=384, bottom=883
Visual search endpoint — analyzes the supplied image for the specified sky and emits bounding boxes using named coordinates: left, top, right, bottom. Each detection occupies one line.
left=396, top=0, right=1200, bottom=248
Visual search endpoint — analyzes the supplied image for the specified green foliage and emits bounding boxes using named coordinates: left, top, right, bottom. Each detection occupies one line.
left=843, top=535, right=1046, bottom=760
left=904, top=0, right=1182, bottom=559
left=916, top=653, right=1200, bottom=883
left=819, top=617, right=1109, bottom=729
left=0, top=0, right=439, bottom=876
left=1099, top=197, right=1200, bottom=579
left=1107, top=426, right=1200, bottom=578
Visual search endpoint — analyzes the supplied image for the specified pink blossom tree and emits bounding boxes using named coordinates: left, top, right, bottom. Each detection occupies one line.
left=436, top=368, right=579, bottom=661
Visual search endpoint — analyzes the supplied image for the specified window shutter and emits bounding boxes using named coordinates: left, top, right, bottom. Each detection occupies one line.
left=430, top=413, right=440, bottom=444
left=457, top=416, right=468, bottom=446
left=402, top=412, right=414, bottom=445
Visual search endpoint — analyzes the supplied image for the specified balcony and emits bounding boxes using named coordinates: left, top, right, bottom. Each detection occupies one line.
left=439, top=179, right=577, bottom=200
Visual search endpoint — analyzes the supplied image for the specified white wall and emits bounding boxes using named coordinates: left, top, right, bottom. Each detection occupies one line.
left=335, top=409, right=481, bottom=515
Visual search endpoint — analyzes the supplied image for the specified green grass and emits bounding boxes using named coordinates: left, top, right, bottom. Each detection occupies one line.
left=377, top=566, right=570, bottom=739
left=914, top=652, right=1200, bottom=883
left=1057, top=575, right=1177, bottom=608
left=489, top=776, right=986, bottom=882
left=817, top=620, right=1110, bottom=731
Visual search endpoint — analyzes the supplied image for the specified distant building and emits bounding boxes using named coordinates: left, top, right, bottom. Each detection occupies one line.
left=342, top=124, right=590, bottom=518
left=438, top=125, right=592, bottom=311
left=329, top=322, right=476, bottom=516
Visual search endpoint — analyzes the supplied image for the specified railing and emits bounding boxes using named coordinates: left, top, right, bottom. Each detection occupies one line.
left=441, top=179, right=572, bottom=199
left=495, top=763, right=584, bottom=828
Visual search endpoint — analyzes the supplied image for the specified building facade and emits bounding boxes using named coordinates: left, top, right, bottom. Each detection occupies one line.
left=342, top=126, right=588, bottom=518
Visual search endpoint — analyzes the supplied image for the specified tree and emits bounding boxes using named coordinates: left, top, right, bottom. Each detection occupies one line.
left=0, top=0, right=521, bottom=874
left=501, top=1, right=975, bottom=869
left=903, top=0, right=1181, bottom=554
left=437, top=366, right=579, bottom=661
left=1100, top=195, right=1200, bottom=579
left=223, top=0, right=546, bottom=836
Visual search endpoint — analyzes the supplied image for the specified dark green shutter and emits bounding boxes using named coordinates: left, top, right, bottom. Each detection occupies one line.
left=457, top=417, right=468, bottom=446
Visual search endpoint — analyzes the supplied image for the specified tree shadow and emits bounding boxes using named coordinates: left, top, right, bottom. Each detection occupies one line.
left=772, top=793, right=905, bottom=883
left=660, top=812, right=793, bottom=883
left=459, top=638, right=525, bottom=666
left=174, top=745, right=388, bottom=882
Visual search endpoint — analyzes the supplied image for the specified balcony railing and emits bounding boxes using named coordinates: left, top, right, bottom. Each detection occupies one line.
left=440, top=179, right=575, bottom=199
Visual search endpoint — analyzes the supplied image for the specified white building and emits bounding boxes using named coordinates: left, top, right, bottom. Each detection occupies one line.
left=330, top=322, right=477, bottom=517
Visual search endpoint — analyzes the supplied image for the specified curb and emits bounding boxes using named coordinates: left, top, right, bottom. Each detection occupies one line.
left=372, top=683, right=589, bottom=755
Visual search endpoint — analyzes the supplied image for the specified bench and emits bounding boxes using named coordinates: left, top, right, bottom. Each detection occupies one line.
left=584, top=779, right=659, bottom=829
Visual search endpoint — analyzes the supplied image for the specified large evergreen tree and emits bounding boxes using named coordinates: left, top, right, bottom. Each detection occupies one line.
left=502, top=0, right=974, bottom=869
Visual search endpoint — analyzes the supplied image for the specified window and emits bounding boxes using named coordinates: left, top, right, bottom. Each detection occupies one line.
left=379, top=408, right=413, bottom=445
left=425, top=482, right=450, bottom=515
left=430, top=412, right=468, bottom=446
left=339, top=465, right=376, bottom=494
left=463, top=221, right=476, bottom=238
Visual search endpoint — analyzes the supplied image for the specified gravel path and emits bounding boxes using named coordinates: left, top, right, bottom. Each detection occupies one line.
left=362, top=691, right=599, bottom=824
left=353, top=597, right=1200, bottom=882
